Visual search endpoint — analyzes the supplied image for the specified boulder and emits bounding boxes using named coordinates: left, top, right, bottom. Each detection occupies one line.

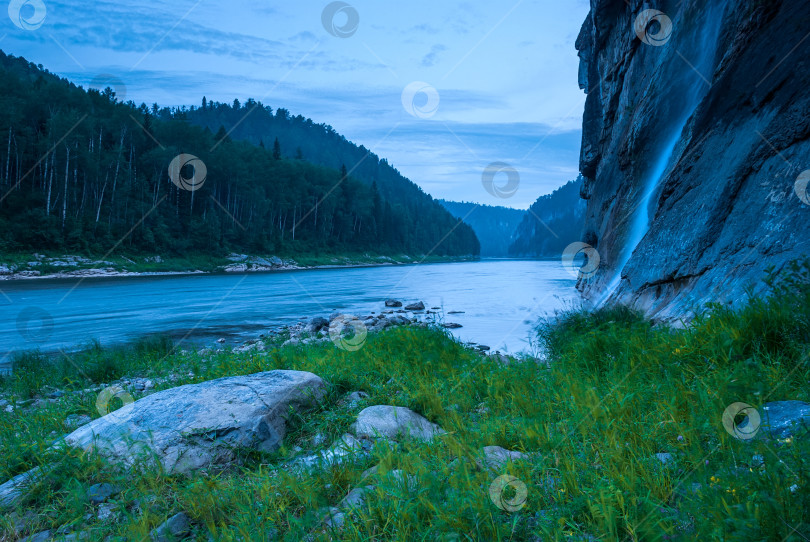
left=338, top=486, right=374, bottom=511
left=63, top=371, right=326, bottom=474
left=761, top=401, right=810, bottom=440
left=441, top=323, right=463, bottom=329
left=384, top=299, right=402, bottom=308
left=352, top=405, right=445, bottom=442
left=404, top=301, right=425, bottom=311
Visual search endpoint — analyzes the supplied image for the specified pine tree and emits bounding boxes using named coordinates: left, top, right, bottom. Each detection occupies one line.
left=272, top=138, right=282, bottom=160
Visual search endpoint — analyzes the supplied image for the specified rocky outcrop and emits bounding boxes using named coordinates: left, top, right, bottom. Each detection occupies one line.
left=63, top=371, right=326, bottom=474
left=576, top=0, right=810, bottom=319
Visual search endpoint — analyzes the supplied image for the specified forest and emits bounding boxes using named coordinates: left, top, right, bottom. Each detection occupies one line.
left=0, top=52, right=479, bottom=258
left=438, top=200, right=525, bottom=258
left=508, top=178, right=585, bottom=257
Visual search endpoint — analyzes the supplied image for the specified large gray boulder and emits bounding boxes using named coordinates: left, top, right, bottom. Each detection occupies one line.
left=352, top=405, right=445, bottom=442
left=63, top=371, right=326, bottom=474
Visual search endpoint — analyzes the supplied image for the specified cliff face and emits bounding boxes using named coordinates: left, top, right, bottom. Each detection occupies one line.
left=576, top=0, right=810, bottom=320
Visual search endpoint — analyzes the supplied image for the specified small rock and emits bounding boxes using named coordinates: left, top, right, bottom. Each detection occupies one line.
left=384, top=299, right=402, bottom=308
left=404, top=301, right=425, bottom=311
left=342, top=391, right=370, bottom=408
left=338, top=486, right=374, bottom=511
left=87, top=482, right=121, bottom=504
left=476, top=446, right=527, bottom=472
left=352, top=405, right=445, bottom=442
left=150, top=512, right=192, bottom=542
left=447, top=311, right=465, bottom=314
left=216, top=338, right=226, bottom=344
left=96, top=502, right=117, bottom=521
left=20, top=530, right=52, bottom=542
left=308, top=317, right=329, bottom=333
left=317, top=507, right=345, bottom=530
left=761, top=401, right=810, bottom=440
left=441, top=323, right=463, bottom=329
left=655, top=452, right=674, bottom=466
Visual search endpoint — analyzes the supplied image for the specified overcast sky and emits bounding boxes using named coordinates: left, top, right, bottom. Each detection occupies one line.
left=2, top=0, right=590, bottom=209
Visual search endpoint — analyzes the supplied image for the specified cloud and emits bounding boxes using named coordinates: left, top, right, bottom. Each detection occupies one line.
left=421, top=44, right=447, bottom=67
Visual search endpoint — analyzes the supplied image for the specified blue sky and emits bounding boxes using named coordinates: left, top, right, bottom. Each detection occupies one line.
left=2, top=0, right=590, bottom=209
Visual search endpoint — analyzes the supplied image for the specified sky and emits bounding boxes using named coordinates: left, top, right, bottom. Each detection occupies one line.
left=2, top=0, right=591, bottom=209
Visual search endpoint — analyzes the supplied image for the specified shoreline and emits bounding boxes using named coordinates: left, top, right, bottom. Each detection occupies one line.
left=0, top=254, right=480, bottom=283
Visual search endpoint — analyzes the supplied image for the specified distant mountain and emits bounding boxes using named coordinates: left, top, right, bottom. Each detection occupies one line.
left=0, top=51, right=479, bottom=258
left=508, top=178, right=586, bottom=257
left=438, top=201, right=525, bottom=258
left=183, top=101, right=478, bottom=256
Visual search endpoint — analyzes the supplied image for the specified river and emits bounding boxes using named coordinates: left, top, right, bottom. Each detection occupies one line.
left=0, top=260, right=578, bottom=370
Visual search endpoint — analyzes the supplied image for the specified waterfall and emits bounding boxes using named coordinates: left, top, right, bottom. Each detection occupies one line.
left=596, top=1, right=729, bottom=306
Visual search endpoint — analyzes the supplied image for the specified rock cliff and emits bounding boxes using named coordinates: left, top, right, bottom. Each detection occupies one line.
left=576, top=0, right=810, bottom=319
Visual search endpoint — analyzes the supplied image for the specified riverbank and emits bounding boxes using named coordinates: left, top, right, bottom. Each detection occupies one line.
left=1, top=265, right=808, bottom=540
left=0, top=253, right=478, bottom=282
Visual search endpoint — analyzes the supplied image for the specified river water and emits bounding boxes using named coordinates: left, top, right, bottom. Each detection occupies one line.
left=0, top=260, right=578, bottom=369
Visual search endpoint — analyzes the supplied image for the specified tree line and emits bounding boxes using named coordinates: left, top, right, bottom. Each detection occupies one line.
left=0, top=51, right=480, bottom=258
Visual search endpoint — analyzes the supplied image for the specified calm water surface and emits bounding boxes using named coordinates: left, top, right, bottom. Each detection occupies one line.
left=0, top=260, right=578, bottom=368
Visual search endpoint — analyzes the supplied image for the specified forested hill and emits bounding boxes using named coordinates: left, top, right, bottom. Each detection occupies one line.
left=185, top=102, right=441, bottom=216
left=0, top=51, right=479, bottom=258
left=508, top=178, right=586, bottom=257
left=437, top=200, right=525, bottom=258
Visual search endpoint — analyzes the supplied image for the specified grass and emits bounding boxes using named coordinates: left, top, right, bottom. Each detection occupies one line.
left=1, top=264, right=809, bottom=540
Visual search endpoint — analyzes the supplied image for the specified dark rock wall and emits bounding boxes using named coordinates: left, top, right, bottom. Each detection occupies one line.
left=576, top=0, right=810, bottom=319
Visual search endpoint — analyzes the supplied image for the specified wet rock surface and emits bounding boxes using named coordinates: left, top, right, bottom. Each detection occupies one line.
left=576, top=0, right=810, bottom=319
